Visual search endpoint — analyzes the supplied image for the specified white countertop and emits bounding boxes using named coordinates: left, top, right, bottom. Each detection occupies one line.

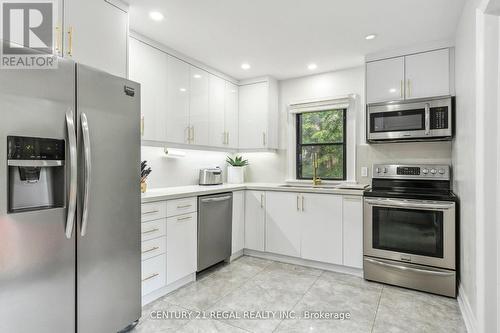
left=141, top=183, right=366, bottom=203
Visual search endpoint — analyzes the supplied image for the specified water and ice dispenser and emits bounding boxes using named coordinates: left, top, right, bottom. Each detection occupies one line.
left=7, top=136, right=65, bottom=213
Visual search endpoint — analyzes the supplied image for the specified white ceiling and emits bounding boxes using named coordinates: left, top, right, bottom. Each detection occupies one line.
left=128, top=0, right=465, bottom=80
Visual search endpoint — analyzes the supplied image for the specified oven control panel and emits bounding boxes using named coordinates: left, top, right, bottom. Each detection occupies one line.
left=373, top=164, right=450, bottom=180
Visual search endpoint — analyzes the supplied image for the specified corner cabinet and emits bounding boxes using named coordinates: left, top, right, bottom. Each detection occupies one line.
left=238, top=77, right=279, bottom=149
left=244, top=191, right=266, bottom=251
left=62, top=0, right=128, bottom=77
left=366, top=48, right=452, bottom=104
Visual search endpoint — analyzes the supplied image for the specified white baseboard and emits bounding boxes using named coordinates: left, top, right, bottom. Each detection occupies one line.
left=230, top=250, right=244, bottom=262
left=458, top=283, right=477, bottom=333
left=243, top=249, right=363, bottom=277
left=142, top=273, right=196, bottom=306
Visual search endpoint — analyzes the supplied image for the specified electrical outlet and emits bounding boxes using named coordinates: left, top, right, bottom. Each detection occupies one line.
left=361, top=167, right=368, bottom=177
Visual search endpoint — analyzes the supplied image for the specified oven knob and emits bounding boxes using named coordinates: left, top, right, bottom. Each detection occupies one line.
left=422, top=168, right=429, bottom=174
left=438, top=168, right=445, bottom=175
left=430, top=169, right=437, bottom=174
left=375, top=167, right=381, bottom=174
left=383, top=167, right=387, bottom=173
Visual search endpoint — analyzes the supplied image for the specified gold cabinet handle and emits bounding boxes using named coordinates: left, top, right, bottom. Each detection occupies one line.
left=55, top=25, right=62, bottom=54
left=142, top=228, right=159, bottom=234
left=177, top=204, right=192, bottom=209
left=142, top=273, right=159, bottom=282
left=177, top=216, right=192, bottom=221
left=67, top=26, right=73, bottom=57
left=142, top=246, right=159, bottom=254
left=140, top=114, right=144, bottom=137
left=141, top=209, right=159, bottom=215
left=301, top=196, right=305, bottom=212
left=296, top=195, right=300, bottom=211
left=191, top=126, right=195, bottom=143
left=407, top=79, right=411, bottom=98
left=226, top=132, right=230, bottom=145
left=400, top=80, right=404, bottom=99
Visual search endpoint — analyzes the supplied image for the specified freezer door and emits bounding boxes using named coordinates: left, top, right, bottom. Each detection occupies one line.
left=0, top=59, right=76, bottom=332
left=76, top=64, right=141, bottom=333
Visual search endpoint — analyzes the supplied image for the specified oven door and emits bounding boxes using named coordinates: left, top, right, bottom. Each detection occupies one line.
left=364, top=197, right=455, bottom=270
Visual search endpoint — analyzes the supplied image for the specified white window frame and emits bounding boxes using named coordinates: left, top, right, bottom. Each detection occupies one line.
left=286, top=94, right=358, bottom=183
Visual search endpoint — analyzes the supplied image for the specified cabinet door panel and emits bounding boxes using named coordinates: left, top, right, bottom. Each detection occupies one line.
left=232, top=191, right=245, bottom=254
left=129, top=38, right=168, bottom=142
left=301, top=194, right=343, bottom=264
left=64, top=0, right=127, bottom=77
left=342, top=196, right=363, bottom=268
left=405, top=49, right=450, bottom=99
left=208, top=74, right=226, bottom=147
left=265, top=192, right=301, bottom=257
left=238, top=82, right=268, bottom=149
left=225, top=82, right=239, bottom=148
left=166, top=56, right=190, bottom=144
left=244, top=191, right=265, bottom=251
left=190, top=67, right=209, bottom=145
left=166, top=213, right=197, bottom=284
left=366, top=57, right=404, bottom=104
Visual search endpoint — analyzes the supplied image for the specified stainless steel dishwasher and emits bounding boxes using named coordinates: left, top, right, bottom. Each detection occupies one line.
left=197, top=192, right=233, bottom=272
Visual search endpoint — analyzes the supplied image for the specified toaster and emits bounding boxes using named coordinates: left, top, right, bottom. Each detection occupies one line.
left=199, top=167, right=223, bottom=185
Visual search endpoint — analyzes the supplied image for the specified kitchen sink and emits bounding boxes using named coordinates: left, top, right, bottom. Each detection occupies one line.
left=277, top=184, right=340, bottom=189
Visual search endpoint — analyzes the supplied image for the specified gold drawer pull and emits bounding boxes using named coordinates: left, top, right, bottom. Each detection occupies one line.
left=142, top=209, right=159, bottom=215
left=142, top=273, right=159, bottom=282
left=142, top=246, right=159, bottom=254
left=177, top=204, right=192, bottom=209
left=142, top=228, right=159, bottom=234
left=177, top=216, right=192, bottom=221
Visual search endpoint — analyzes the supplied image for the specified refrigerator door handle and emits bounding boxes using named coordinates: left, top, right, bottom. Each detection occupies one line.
left=65, top=108, right=77, bottom=239
left=80, top=112, right=91, bottom=236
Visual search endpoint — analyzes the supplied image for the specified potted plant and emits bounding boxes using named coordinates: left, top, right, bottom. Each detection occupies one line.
left=226, top=155, right=248, bottom=184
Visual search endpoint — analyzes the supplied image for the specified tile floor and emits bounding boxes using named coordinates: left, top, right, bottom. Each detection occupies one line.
left=132, top=256, right=466, bottom=333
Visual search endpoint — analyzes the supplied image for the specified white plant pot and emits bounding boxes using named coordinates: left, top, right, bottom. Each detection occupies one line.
left=227, top=166, right=245, bottom=184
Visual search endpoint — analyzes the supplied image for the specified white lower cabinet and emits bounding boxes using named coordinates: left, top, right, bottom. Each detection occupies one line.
left=232, top=191, right=245, bottom=254
left=142, top=254, right=167, bottom=297
left=265, top=192, right=301, bottom=257
left=166, top=212, right=197, bottom=285
left=300, top=193, right=343, bottom=265
left=342, top=196, right=363, bottom=268
left=244, top=191, right=266, bottom=251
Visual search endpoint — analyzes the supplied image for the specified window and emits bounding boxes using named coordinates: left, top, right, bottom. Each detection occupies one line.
left=296, top=109, right=346, bottom=180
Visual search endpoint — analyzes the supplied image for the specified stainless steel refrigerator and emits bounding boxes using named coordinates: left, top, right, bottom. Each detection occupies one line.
left=0, top=59, right=141, bottom=333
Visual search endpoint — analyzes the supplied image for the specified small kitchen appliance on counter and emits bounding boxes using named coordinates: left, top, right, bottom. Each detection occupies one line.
left=363, top=163, right=458, bottom=297
left=199, top=167, right=223, bottom=185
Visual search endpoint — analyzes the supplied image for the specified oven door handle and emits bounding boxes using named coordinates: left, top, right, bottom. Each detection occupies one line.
left=365, top=258, right=455, bottom=277
left=364, top=198, right=454, bottom=210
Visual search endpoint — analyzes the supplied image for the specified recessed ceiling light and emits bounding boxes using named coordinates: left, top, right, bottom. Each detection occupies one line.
left=149, top=11, right=164, bottom=21
left=241, top=63, right=251, bottom=70
left=179, top=88, right=187, bottom=92
left=307, top=63, right=318, bottom=70
left=193, top=74, right=202, bottom=79
left=365, top=34, right=377, bottom=40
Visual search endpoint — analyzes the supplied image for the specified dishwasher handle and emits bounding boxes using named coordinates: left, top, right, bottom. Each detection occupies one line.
left=200, top=195, right=232, bottom=203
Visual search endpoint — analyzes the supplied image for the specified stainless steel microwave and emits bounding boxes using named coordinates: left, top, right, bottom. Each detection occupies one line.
left=366, top=96, right=454, bottom=143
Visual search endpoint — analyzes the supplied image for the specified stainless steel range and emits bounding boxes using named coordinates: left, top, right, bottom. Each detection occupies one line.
left=363, top=164, right=457, bottom=297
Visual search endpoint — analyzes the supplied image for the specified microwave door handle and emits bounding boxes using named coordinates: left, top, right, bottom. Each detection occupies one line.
left=80, top=113, right=91, bottom=236
left=425, top=103, right=431, bottom=135
left=364, top=198, right=454, bottom=210
left=65, top=108, right=77, bottom=239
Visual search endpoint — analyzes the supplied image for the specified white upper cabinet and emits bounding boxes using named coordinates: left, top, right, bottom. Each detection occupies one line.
left=166, top=56, right=190, bottom=144
left=224, top=82, right=239, bottom=148
left=239, top=78, right=279, bottom=150
left=366, top=57, right=405, bottom=104
left=300, top=193, right=343, bottom=265
left=189, top=66, right=210, bottom=145
left=63, top=0, right=128, bottom=77
left=208, top=74, right=226, bottom=147
left=265, top=192, right=301, bottom=257
left=405, top=48, right=450, bottom=99
left=366, top=48, right=452, bottom=104
left=129, top=38, right=168, bottom=142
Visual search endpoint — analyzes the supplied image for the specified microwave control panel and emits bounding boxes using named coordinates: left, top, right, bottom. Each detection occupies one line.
left=430, top=107, right=449, bottom=130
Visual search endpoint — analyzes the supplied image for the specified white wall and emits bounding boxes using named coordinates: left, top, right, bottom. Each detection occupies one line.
left=279, top=66, right=452, bottom=184
left=453, top=0, right=480, bottom=329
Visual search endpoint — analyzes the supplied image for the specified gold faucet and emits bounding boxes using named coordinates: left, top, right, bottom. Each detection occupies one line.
left=312, top=152, right=322, bottom=186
